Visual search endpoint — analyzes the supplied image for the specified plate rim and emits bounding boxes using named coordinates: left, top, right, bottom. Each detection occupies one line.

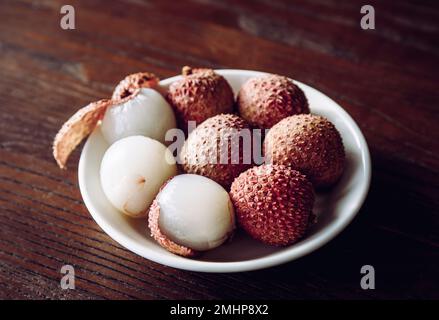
left=78, top=69, right=371, bottom=273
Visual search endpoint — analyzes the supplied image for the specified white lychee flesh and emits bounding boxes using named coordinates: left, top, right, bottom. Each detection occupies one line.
left=100, top=136, right=177, bottom=218
left=100, top=88, right=176, bottom=145
left=157, top=174, right=235, bottom=251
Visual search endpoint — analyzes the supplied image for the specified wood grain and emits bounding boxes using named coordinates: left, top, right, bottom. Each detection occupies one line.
left=0, top=0, right=438, bottom=299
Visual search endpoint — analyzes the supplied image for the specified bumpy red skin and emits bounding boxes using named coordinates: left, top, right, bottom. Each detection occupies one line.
left=180, top=114, right=253, bottom=190
left=264, top=114, right=345, bottom=188
left=148, top=197, right=198, bottom=257
left=148, top=179, right=198, bottom=258
left=112, top=72, right=160, bottom=100
left=237, top=74, right=309, bottom=129
left=52, top=99, right=111, bottom=169
left=167, top=67, right=235, bottom=132
left=230, top=165, right=314, bottom=246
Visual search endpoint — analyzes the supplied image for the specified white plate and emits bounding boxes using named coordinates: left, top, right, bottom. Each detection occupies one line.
left=78, top=69, right=371, bottom=273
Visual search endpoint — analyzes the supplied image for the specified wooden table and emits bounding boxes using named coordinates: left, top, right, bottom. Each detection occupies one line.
left=0, top=0, right=437, bottom=300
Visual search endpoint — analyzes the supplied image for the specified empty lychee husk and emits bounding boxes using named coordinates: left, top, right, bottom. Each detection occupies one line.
left=237, top=74, right=309, bottom=129
left=167, top=66, right=234, bottom=132
left=112, top=72, right=160, bottom=100
left=53, top=99, right=111, bottom=169
left=180, top=114, right=253, bottom=189
left=264, top=114, right=345, bottom=188
left=230, top=164, right=314, bottom=246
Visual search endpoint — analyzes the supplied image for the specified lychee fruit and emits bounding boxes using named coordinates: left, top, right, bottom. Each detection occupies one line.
left=101, top=88, right=176, bottom=145
left=237, top=74, right=309, bottom=129
left=148, top=174, right=235, bottom=257
left=100, top=136, right=177, bottom=218
left=180, top=114, right=253, bottom=189
left=167, top=66, right=234, bottom=132
left=264, top=114, right=345, bottom=188
left=230, top=164, right=314, bottom=246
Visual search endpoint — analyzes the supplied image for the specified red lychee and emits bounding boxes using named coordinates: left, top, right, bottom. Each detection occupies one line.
left=237, top=74, right=309, bottom=129
left=230, top=164, right=314, bottom=246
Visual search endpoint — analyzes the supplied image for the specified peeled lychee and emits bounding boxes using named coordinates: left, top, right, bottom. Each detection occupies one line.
left=101, top=88, right=176, bottom=145
left=167, top=67, right=234, bottom=131
left=264, top=114, right=345, bottom=188
left=100, top=136, right=177, bottom=218
left=180, top=114, right=253, bottom=189
left=148, top=174, right=235, bottom=257
left=230, top=164, right=314, bottom=246
left=237, top=74, right=309, bottom=129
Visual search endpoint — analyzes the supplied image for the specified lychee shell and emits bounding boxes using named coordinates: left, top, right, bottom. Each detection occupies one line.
left=148, top=189, right=198, bottom=258
left=180, top=114, right=253, bottom=189
left=264, top=114, right=345, bottom=188
left=112, top=72, right=160, bottom=100
left=230, top=164, right=314, bottom=246
left=237, top=74, right=309, bottom=129
left=167, top=68, right=234, bottom=131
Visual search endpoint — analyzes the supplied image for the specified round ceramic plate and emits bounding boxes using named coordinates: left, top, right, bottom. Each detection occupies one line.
left=78, top=69, right=371, bottom=273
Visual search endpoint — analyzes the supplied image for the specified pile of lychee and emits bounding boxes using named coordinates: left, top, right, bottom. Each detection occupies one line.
left=53, top=67, right=345, bottom=258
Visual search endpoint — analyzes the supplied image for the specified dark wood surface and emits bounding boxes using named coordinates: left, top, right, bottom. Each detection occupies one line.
left=0, top=0, right=438, bottom=300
